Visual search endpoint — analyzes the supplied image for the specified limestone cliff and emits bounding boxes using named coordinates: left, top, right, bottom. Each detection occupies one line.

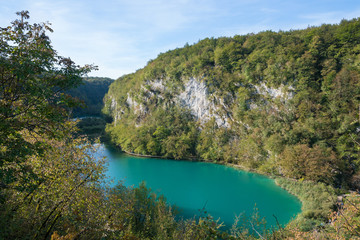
left=105, top=76, right=234, bottom=128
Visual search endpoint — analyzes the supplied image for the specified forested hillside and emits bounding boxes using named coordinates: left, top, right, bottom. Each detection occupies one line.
left=67, top=77, right=113, bottom=117
left=1, top=12, right=240, bottom=239
left=105, top=18, right=360, bottom=191
left=2, top=11, right=360, bottom=239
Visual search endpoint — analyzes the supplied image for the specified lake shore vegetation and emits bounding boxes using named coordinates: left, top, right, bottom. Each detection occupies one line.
left=0, top=11, right=233, bottom=239
left=104, top=15, right=360, bottom=239
left=2, top=10, right=360, bottom=239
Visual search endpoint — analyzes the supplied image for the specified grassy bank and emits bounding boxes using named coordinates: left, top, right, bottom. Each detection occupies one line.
left=275, top=178, right=337, bottom=231
left=105, top=135, right=342, bottom=236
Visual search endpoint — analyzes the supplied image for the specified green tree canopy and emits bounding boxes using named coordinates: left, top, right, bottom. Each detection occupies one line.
left=0, top=11, right=96, bottom=187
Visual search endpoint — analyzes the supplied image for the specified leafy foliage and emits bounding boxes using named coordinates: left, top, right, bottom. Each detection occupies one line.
left=275, top=178, right=337, bottom=231
left=3, top=11, right=360, bottom=239
left=282, top=193, right=360, bottom=239
left=0, top=10, right=95, bottom=188
left=67, top=77, right=114, bottom=117
left=105, top=17, right=360, bottom=191
left=103, top=17, right=360, bottom=236
left=0, top=11, right=259, bottom=240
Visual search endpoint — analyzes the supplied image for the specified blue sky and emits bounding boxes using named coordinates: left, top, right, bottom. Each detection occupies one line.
left=1, top=0, right=360, bottom=79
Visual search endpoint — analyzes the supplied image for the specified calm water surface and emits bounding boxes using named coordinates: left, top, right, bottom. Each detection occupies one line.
left=97, top=144, right=301, bottom=229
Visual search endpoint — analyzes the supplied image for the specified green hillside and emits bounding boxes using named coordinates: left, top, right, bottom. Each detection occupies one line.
left=67, top=77, right=113, bottom=117
left=105, top=18, right=360, bottom=189
left=2, top=11, right=360, bottom=239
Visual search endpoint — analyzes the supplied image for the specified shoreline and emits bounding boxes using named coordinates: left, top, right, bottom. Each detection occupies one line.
left=107, top=142, right=342, bottom=231
left=122, top=148, right=273, bottom=177
left=122, top=148, right=305, bottom=207
left=121, top=149, right=212, bottom=162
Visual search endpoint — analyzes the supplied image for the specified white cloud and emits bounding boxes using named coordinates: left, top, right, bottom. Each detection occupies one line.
left=300, top=9, right=360, bottom=26
left=2, top=0, right=360, bottom=79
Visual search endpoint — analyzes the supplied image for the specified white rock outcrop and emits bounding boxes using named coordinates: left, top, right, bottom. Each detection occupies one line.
left=254, top=83, right=294, bottom=101
left=113, top=78, right=231, bottom=128
left=148, top=79, right=166, bottom=92
left=109, top=97, right=124, bottom=125
left=126, top=93, right=147, bottom=115
left=177, top=78, right=229, bottom=127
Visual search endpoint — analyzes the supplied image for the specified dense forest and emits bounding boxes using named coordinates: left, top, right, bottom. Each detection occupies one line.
left=67, top=77, right=114, bottom=140
left=0, top=11, right=240, bottom=239
left=1, top=11, right=360, bottom=239
left=103, top=17, right=360, bottom=237
left=67, top=77, right=113, bottom=117
left=105, top=18, right=360, bottom=189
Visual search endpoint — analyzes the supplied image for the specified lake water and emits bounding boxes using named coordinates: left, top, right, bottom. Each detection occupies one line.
left=98, top=144, right=301, bottom=229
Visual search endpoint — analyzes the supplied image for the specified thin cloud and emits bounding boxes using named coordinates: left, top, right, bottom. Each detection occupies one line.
left=300, top=8, right=360, bottom=26
left=2, top=0, right=360, bottom=78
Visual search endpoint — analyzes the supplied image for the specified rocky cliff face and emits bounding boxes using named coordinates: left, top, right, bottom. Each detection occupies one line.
left=107, top=76, right=232, bottom=128
left=109, top=97, right=123, bottom=125
left=254, top=83, right=294, bottom=102
left=106, top=76, right=296, bottom=128
left=177, top=78, right=229, bottom=127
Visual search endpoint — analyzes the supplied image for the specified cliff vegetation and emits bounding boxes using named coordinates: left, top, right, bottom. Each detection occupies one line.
left=105, top=18, right=360, bottom=190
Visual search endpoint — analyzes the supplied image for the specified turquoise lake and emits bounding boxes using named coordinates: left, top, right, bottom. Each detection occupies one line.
left=98, top=144, right=301, bottom=229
